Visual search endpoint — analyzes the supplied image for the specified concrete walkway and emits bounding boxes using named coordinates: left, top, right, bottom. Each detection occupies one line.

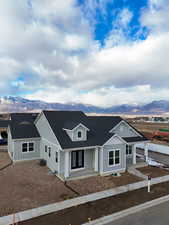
left=1, top=174, right=169, bottom=225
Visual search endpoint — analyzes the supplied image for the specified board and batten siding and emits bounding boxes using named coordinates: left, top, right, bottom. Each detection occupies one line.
left=7, top=128, right=14, bottom=159
left=35, top=112, right=61, bottom=173
left=13, top=138, right=41, bottom=161
left=100, top=135, right=126, bottom=175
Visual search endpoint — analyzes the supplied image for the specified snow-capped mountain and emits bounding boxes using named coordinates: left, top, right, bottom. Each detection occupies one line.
left=0, top=96, right=169, bottom=114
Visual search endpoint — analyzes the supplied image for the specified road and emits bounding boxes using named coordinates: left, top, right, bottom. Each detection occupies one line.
left=106, top=199, right=169, bottom=225
left=137, top=148, right=169, bottom=165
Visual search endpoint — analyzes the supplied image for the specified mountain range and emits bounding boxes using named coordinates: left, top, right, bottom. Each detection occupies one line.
left=0, top=96, right=169, bottom=114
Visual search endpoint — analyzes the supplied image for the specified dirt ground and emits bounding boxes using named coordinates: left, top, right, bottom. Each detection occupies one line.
left=131, top=122, right=169, bottom=145
left=19, top=181, right=169, bottom=225
left=0, top=159, right=76, bottom=216
left=0, top=152, right=11, bottom=169
left=67, top=172, right=142, bottom=195
left=137, top=166, right=169, bottom=178
left=0, top=155, right=142, bottom=217
left=131, top=122, right=169, bottom=133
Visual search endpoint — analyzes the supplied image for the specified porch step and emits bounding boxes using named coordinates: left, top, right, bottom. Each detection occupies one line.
left=127, top=167, right=147, bottom=180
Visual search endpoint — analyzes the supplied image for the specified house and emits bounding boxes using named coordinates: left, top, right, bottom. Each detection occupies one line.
left=7, top=111, right=149, bottom=180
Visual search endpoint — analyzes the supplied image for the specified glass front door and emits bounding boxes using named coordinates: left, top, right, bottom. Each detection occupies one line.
left=71, top=150, right=84, bottom=169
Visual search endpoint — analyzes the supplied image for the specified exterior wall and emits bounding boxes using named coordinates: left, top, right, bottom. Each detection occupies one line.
left=72, top=125, right=87, bottom=141
left=7, top=128, right=14, bottom=159
left=101, top=143, right=126, bottom=174
left=13, top=138, right=41, bottom=161
left=65, top=125, right=87, bottom=142
left=113, top=122, right=138, bottom=137
left=35, top=113, right=61, bottom=173
left=42, top=139, right=59, bottom=172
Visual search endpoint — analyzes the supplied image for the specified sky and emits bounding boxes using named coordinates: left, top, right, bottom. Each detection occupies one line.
left=0, top=0, right=169, bottom=107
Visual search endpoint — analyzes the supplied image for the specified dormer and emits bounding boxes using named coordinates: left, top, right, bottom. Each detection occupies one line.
left=63, top=122, right=89, bottom=141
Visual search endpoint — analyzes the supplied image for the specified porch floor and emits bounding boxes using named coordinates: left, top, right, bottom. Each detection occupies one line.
left=68, top=169, right=99, bottom=181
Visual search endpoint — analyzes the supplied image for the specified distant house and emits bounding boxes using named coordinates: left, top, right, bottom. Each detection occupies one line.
left=7, top=111, right=149, bottom=180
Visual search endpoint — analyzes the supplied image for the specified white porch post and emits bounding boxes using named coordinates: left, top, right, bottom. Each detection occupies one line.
left=133, top=145, right=136, bottom=164
left=94, top=147, right=99, bottom=172
left=144, top=143, right=148, bottom=162
left=64, top=151, right=69, bottom=178
left=100, top=147, right=104, bottom=174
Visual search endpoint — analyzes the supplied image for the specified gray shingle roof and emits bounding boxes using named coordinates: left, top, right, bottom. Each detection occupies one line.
left=43, top=111, right=147, bottom=149
left=9, top=113, right=40, bottom=139
left=0, top=120, right=10, bottom=128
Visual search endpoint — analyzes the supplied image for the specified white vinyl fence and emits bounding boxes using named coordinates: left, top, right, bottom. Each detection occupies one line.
left=136, top=143, right=169, bottom=155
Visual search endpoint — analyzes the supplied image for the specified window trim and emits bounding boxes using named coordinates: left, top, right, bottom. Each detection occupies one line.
left=21, top=142, right=35, bottom=153
left=108, top=149, right=120, bottom=167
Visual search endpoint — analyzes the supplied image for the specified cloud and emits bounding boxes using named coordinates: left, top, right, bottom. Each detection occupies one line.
left=0, top=0, right=169, bottom=107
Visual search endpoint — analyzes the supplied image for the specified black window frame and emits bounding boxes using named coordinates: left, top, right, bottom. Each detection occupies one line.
left=29, top=142, right=34, bottom=152
left=22, top=143, right=28, bottom=152
left=77, top=131, right=82, bottom=138
left=109, top=150, right=120, bottom=166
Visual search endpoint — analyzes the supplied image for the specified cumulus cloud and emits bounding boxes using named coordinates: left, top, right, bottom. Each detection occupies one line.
left=0, top=0, right=169, bottom=107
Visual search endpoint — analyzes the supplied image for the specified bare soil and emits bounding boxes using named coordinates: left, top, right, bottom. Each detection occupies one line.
left=67, top=172, right=142, bottom=195
left=131, top=122, right=169, bottom=146
left=137, top=166, right=169, bottom=178
left=0, top=152, right=11, bottom=169
left=0, top=160, right=76, bottom=216
left=19, top=181, right=169, bottom=225
left=0, top=155, right=142, bottom=217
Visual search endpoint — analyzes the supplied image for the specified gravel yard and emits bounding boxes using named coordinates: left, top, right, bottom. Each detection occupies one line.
left=137, top=166, right=169, bottom=178
left=0, top=152, right=11, bottom=169
left=67, top=172, right=142, bottom=195
left=0, top=159, right=76, bottom=216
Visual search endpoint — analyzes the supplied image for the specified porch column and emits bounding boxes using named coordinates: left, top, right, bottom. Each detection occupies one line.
left=133, top=145, right=136, bottom=164
left=64, top=151, right=69, bottom=178
left=100, top=147, right=104, bottom=174
left=94, top=147, right=99, bottom=172
left=144, top=143, right=148, bottom=162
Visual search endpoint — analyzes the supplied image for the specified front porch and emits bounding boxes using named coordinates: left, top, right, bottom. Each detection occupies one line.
left=126, top=142, right=149, bottom=168
left=63, top=147, right=99, bottom=180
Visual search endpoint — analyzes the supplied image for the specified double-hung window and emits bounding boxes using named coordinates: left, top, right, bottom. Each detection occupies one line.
left=22, top=142, right=34, bottom=153
left=109, top=150, right=120, bottom=166
left=126, top=145, right=132, bottom=155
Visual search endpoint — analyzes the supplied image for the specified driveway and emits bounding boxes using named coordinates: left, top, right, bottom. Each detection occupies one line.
left=106, top=200, right=169, bottom=225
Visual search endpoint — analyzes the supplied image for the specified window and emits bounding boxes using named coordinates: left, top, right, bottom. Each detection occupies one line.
left=22, top=143, right=27, bottom=152
left=48, top=147, right=51, bottom=157
left=22, top=142, right=34, bottom=152
left=78, top=131, right=82, bottom=138
left=55, top=151, right=58, bottom=163
left=29, top=143, right=34, bottom=152
left=109, top=150, right=120, bottom=166
left=126, top=145, right=132, bottom=155
left=45, top=145, right=47, bottom=153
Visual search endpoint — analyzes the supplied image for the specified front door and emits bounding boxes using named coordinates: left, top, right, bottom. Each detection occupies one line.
left=71, top=150, right=84, bottom=169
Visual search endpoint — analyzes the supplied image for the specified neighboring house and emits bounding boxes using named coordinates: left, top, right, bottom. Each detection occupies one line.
left=7, top=111, right=149, bottom=180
